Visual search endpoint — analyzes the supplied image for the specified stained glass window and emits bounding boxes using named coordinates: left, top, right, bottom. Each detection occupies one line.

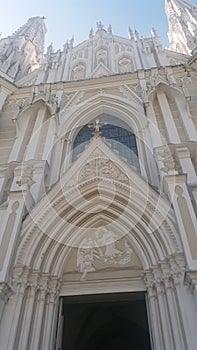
left=72, top=123, right=140, bottom=171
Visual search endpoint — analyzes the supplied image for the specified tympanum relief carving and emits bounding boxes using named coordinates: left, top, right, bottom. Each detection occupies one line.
left=76, top=227, right=141, bottom=280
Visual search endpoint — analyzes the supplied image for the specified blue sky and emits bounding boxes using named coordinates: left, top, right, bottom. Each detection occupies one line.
left=1, top=0, right=197, bottom=51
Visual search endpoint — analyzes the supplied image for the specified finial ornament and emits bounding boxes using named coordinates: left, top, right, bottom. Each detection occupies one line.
left=96, top=21, right=104, bottom=31
left=89, top=28, right=94, bottom=38
left=108, top=25, right=112, bottom=34
left=151, top=27, right=158, bottom=37
left=128, top=27, right=134, bottom=40
left=88, top=119, right=107, bottom=138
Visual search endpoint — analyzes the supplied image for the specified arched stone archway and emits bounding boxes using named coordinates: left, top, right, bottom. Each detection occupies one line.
left=0, top=134, right=189, bottom=350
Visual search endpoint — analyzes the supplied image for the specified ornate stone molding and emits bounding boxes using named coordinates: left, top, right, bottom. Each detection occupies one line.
left=12, top=268, right=61, bottom=298
left=79, top=157, right=129, bottom=185
left=120, top=84, right=143, bottom=107
left=144, top=256, right=185, bottom=291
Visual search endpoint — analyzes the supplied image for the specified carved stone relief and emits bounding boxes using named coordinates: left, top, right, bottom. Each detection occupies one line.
left=155, top=146, right=178, bottom=174
left=95, top=48, right=108, bottom=67
left=79, top=157, right=129, bottom=184
left=76, top=227, right=141, bottom=280
left=16, top=165, right=35, bottom=187
left=71, top=63, right=86, bottom=80
left=118, top=57, right=133, bottom=73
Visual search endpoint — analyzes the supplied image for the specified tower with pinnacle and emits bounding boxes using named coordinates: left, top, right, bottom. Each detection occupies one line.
left=0, top=16, right=46, bottom=80
left=165, top=0, right=197, bottom=54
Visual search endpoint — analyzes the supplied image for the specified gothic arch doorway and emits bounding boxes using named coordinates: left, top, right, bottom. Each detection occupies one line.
left=57, top=292, right=152, bottom=350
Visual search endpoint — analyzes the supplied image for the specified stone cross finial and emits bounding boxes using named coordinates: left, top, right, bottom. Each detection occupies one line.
left=88, top=119, right=107, bottom=137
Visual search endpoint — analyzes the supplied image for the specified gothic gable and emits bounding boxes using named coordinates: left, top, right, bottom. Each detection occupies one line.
left=91, top=62, right=112, bottom=78
left=14, top=134, right=182, bottom=283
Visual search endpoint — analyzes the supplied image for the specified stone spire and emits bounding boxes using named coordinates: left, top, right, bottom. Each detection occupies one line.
left=0, top=16, right=46, bottom=80
left=165, top=0, right=197, bottom=55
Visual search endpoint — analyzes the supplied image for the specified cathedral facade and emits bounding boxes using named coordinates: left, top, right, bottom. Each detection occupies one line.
left=0, top=0, right=197, bottom=349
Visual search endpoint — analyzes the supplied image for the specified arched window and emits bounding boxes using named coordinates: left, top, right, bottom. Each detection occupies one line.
left=72, top=119, right=140, bottom=171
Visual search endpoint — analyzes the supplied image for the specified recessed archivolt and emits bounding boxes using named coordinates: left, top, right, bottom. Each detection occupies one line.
left=58, top=93, right=146, bottom=140
left=15, top=174, right=183, bottom=277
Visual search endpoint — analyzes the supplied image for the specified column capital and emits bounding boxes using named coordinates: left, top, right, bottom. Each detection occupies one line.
left=185, top=271, right=197, bottom=293
left=0, top=282, right=14, bottom=302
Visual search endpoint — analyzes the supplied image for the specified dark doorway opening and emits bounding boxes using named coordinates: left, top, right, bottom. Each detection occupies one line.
left=60, top=292, right=152, bottom=350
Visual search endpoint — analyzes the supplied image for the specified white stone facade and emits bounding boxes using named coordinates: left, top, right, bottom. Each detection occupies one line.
left=0, top=1, right=197, bottom=349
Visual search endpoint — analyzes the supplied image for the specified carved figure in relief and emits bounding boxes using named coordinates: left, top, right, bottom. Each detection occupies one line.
left=76, top=227, right=136, bottom=280
left=77, top=237, right=99, bottom=280
left=118, top=241, right=134, bottom=265
left=96, top=227, right=122, bottom=260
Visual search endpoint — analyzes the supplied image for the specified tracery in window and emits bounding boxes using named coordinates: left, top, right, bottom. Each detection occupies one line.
left=72, top=119, right=140, bottom=171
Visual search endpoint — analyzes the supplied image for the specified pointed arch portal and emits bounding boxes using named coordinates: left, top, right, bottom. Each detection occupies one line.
left=12, top=135, right=185, bottom=350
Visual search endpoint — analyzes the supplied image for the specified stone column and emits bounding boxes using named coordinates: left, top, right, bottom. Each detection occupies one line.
left=156, top=283, right=174, bottom=349
left=146, top=100, right=163, bottom=148
left=0, top=166, right=34, bottom=281
left=164, top=175, right=197, bottom=270
left=0, top=200, right=25, bottom=280
left=62, top=47, right=72, bottom=81
left=54, top=298, right=64, bottom=350
left=164, top=278, right=185, bottom=349
left=147, top=286, right=164, bottom=349
left=132, top=39, right=142, bottom=70
left=29, top=289, right=46, bottom=350
left=1, top=284, right=25, bottom=350
left=86, top=36, right=93, bottom=77
left=108, top=36, right=116, bottom=73
left=42, top=292, right=57, bottom=350
left=174, top=275, right=194, bottom=349
left=17, top=286, right=36, bottom=350
left=157, top=91, right=180, bottom=144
